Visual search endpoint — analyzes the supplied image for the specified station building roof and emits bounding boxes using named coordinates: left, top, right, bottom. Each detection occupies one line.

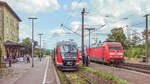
left=0, top=1, right=21, bottom=22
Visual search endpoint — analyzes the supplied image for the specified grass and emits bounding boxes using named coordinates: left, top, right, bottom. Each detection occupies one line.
left=66, top=72, right=88, bottom=84
left=56, top=68, right=92, bottom=84
left=82, top=66, right=133, bottom=84
left=55, top=63, right=132, bottom=84
left=55, top=67, right=68, bottom=84
left=79, top=71, right=97, bottom=84
left=55, top=65, right=96, bottom=84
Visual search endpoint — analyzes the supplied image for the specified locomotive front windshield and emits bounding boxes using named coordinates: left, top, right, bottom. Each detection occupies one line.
left=109, top=45, right=122, bottom=50
left=60, top=45, right=77, bottom=52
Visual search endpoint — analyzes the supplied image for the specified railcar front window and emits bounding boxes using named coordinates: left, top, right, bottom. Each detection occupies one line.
left=60, top=45, right=77, bottom=52
left=109, top=46, right=122, bottom=50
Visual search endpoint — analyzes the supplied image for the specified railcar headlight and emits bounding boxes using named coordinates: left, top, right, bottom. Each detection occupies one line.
left=110, top=53, right=115, bottom=55
left=117, top=53, right=123, bottom=55
left=73, top=57, right=76, bottom=59
left=62, top=56, right=65, bottom=59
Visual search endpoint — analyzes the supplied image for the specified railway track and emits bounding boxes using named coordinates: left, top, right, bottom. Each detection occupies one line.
left=118, top=62, right=150, bottom=74
left=63, top=72, right=94, bottom=84
left=91, top=61, right=150, bottom=74
left=63, top=72, right=72, bottom=84
left=118, top=65, right=150, bottom=74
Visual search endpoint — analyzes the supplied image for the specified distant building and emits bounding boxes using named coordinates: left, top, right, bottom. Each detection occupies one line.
left=0, top=1, right=21, bottom=66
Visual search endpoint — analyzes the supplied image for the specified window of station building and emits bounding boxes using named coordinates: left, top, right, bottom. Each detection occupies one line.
left=7, top=17, right=9, bottom=23
left=10, top=18, right=14, bottom=26
left=6, top=14, right=9, bottom=23
left=6, top=28, right=9, bottom=39
left=16, top=22, right=18, bottom=27
left=13, top=21, right=16, bottom=27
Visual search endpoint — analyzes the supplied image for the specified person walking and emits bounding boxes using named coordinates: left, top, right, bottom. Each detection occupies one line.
left=24, top=55, right=27, bottom=63
left=8, top=56, right=12, bottom=67
left=27, top=55, right=30, bottom=63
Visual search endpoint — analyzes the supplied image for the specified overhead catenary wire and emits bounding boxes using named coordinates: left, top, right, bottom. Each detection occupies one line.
left=61, top=24, right=81, bottom=36
left=63, top=0, right=82, bottom=25
left=61, top=1, right=150, bottom=43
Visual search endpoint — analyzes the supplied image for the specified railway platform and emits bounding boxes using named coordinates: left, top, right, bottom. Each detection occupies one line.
left=0, top=56, right=60, bottom=84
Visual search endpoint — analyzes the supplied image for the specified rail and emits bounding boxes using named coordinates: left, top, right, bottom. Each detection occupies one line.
left=63, top=72, right=94, bottom=84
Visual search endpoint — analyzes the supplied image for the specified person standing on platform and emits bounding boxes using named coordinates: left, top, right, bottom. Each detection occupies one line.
left=24, top=55, right=27, bottom=63
left=8, top=56, right=12, bottom=67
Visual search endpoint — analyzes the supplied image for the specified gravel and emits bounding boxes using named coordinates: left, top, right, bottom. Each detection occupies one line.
left=89, top=62, right=150, bottom=84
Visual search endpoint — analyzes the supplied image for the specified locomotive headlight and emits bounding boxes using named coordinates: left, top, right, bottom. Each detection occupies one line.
left=110, top=53, right=115, bottom=55
left=117, top=53, right=123, bottom=55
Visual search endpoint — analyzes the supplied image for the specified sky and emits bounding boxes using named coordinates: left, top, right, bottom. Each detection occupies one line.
left=2, top=0, right=150, bottom=49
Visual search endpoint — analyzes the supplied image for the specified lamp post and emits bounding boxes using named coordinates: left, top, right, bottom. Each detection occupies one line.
left=85, top=28, right=95, bottom=66
left=28, top=17, right=38, bottom=67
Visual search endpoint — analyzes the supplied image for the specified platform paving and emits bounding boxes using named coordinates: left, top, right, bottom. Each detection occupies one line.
left=0, top=56, right=60, bottom=84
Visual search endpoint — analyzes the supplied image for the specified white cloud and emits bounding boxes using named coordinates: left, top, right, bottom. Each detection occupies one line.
left=89, top=0, right=149, bottom=17
left=64, top=4, right=68, bottom=10
left=50, top=28, right=65, bottom=35
left=4, top=0, right=60, bottom=13
left=70, top=21, right=81, bottom=32
left=85, top=0, right=150, bottom=36
left=66, top=1, right=88, bottom=16
left=71, top=1, right=87, bottom=10
left=87, top=15, right=105, bottom=26
left=19, top=23, right=32, bottom=41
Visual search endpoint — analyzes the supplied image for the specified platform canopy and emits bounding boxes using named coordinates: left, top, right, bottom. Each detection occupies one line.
left=3, top=40, right=24, bottom=47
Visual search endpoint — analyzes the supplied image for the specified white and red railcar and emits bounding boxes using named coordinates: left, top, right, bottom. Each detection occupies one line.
left=54, top=41, right=79, bottom=71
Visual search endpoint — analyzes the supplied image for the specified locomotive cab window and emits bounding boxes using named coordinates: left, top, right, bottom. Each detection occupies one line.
left=108, top=45, right=122, bottom=50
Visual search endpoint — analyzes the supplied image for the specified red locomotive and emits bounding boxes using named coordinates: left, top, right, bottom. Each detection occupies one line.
left=53, top=41, right=79, bottom=71
left=86, top=42, right=124, bottom=64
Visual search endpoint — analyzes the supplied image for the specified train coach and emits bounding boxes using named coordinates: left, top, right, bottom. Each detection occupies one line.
left=86, top=42, right=124, bottom=64
left=53, top=41, right=79, bottom=71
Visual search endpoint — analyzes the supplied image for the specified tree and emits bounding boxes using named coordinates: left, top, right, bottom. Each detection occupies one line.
left=106, top=28, right=128, bottom=49
left=45, top=49, right=51, bottom=55
left=142, top=29, right=150, bottom=40
left=130, top=32, right=142, bottom=46
left=20, top=37, right=32, bottom=55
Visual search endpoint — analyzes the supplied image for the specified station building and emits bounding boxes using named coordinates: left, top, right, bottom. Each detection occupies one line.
left=0, top=1, right=22, bottom=66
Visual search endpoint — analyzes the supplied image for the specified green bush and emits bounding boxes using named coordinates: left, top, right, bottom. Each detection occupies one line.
left=124, top=47, right=150, bottom=58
